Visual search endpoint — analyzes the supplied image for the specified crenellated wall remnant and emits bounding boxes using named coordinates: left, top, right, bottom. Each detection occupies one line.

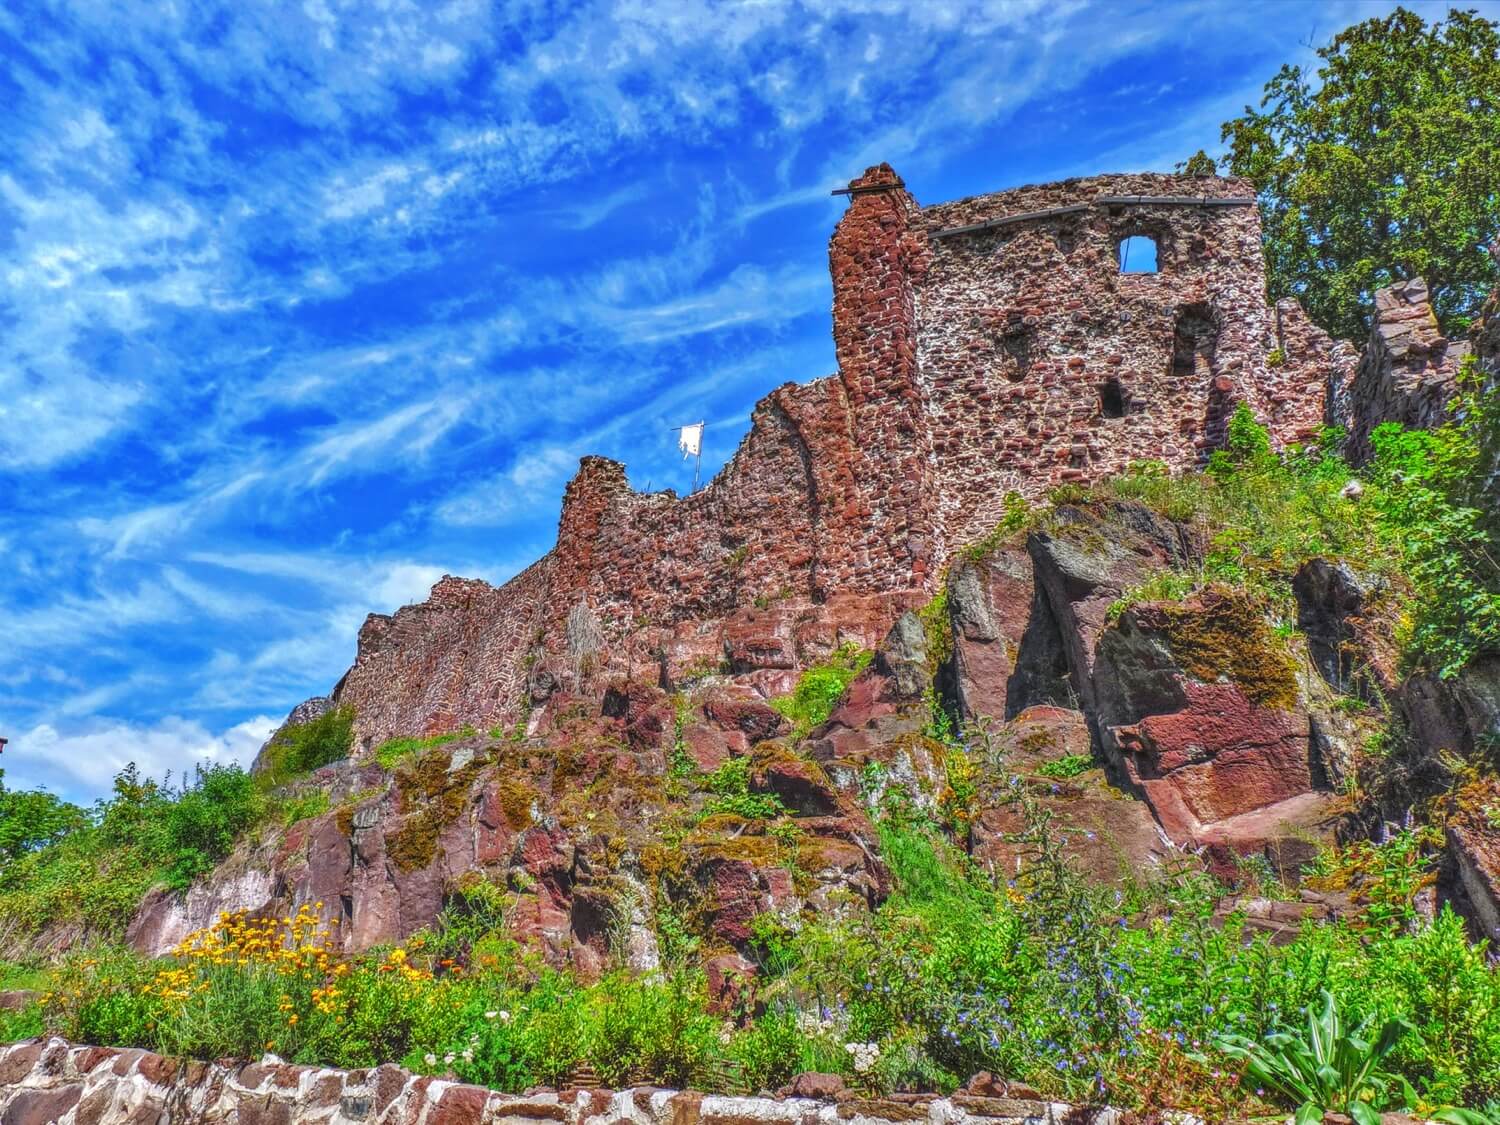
left=332, top=165, right=1351, bottom=748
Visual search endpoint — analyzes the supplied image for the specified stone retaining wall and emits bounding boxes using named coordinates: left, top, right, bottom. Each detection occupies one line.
left=0, top=1039, right=1117, bottom=1125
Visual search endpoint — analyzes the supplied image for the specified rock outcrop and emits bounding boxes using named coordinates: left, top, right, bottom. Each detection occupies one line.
left=938, top=502, right=1347, bottom=872
left=131, top=677, right=898, bottom=964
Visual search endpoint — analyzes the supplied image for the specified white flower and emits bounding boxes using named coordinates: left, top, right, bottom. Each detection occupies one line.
left=443, top=1053, right=456, bottom=1065
left=843, top=1042, right=880, bottom=1074
left=424, top=1053, right=437, bottom=1067
left=485, top=1010, right=499, bottom=1020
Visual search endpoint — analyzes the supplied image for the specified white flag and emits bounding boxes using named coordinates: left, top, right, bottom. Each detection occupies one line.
left=678, top=422, right=704, bottom=459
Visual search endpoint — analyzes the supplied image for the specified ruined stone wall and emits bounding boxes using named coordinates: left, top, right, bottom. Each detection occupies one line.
left=329, top=165, right=1346, bottom=746
left=1342, top=277, right=1471, bottom=465
left=912, top=173, right=1318, bottom=546
left=0, top=1039, right=1106, bottom=1125
left=336, top=558, right=556, bottom=751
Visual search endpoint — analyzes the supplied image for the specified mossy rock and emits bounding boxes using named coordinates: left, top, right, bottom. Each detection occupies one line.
left=690, top=833, right=781, bottom=865
left=495, top=778, right=539, bottom=831
left=386, top=746, right=483, bottom=871
left=640, top=843, right=688, bottom=883
left=1148, top=590, right=1300, bottom=711
left=386, top=810, right=440, bottom=873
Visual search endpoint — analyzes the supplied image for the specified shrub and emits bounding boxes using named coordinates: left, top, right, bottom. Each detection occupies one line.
left=257, top=706, right=356, bottom=785
left=0, top=762, right=269, bottom=944
left=160, top=764, right=263, bottom=891
left=1211, top=989, right=1411, bottom=1125
left=1365, top=362, right=1500, bottom=677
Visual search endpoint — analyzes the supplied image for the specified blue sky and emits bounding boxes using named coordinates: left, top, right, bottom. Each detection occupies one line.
left=2, top=0, right=1490, bottom=805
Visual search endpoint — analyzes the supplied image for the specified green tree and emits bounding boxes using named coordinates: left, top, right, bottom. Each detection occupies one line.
left=1221, top=7, right=1500, bottom=340
left=1180, top=149, right=1218, bottom=177
left=0, top=772, right=86, bottom=863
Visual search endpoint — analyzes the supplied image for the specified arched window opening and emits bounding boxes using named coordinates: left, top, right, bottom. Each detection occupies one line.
left=1118, top=235, right=1158, bottom=274
left=1099, top=378, right=1126, bottom=418
left=1172, top=305, right=1218, bottom=380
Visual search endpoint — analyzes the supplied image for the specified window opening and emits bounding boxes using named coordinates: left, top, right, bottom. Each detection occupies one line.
left=1118, top=235, right=1158, bottom=274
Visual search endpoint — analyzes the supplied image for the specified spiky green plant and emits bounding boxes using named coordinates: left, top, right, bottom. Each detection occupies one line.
left=1212, top=989, right=1410, bottom=1125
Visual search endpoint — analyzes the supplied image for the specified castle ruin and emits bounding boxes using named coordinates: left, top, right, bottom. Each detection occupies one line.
left=332, top=165, right=1356, bottom=748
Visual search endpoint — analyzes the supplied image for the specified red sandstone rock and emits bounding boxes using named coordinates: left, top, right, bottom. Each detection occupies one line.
left=1344, top=278, right=1469, bottom=466
left=702, top=690, right=789, bottom=745
left=1093, top=591, right=1332, bottom=846
left=749, top=749, right=841, bottom=817
left=703, top=952, right=756, bottom=1015
left=601, top=680, right=673, bottom=751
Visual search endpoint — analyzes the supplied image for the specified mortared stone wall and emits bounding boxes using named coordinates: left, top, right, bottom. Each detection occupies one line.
left=333, top=165, right=1345, bottom=747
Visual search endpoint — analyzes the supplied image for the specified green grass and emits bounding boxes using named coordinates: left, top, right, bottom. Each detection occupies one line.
left=374, top=726, right=474, bottom=770
left=275, top=790, right=331, bottom=827
left=1035, top=754, right=1094, bottom=780
left=770, top=644, right=872, bottom=738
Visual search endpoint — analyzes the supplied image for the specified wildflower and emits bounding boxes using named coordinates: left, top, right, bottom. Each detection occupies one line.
left=843, top=1042, right=880, bottom=1074
left=425, top=1053, right=437, bottom=1066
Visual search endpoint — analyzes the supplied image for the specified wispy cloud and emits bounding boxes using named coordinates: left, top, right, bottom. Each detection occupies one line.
left=7, top=0, right=1493, bottom=802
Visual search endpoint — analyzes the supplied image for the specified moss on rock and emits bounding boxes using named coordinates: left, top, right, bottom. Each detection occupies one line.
left=1149, top=590, right=1300, bottom=711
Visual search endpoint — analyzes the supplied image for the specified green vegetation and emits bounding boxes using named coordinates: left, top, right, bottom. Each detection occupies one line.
left=0, top=706, right=364, bottom=948
left=770, top=643, right=872, bottom=738
left=23, top=783, right=1500, bottom=1116
left=698, top=757, right=786, bottom=821
left=1210, top=990, right=1411, bottom=1125
left=256, top=705, right=355, bottom=786
left=278, top=790, right=331, bottom=827
left=374, top=726, right=474, bottom=770
left=1035, top=754, right=1093, bottom=780
left=1220, top=6, right=1500, bottom=339
left=0, top=773, right=85, bottom=861
left=1101, top=399, right=1499, bottom=679
left=1364, top=361, right=1500, bottom=677
left=0, top=762, right=265, bottom=947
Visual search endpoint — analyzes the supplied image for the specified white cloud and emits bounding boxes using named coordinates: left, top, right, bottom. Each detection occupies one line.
left=6, top=715, right=280, bottom=801
left=433, top=445, right=579, bottom=526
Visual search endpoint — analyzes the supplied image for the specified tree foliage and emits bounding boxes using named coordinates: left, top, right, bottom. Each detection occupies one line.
left=1221, top=6, right=1500, bottom=340
left=0, top=773, right=85, bottom=864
